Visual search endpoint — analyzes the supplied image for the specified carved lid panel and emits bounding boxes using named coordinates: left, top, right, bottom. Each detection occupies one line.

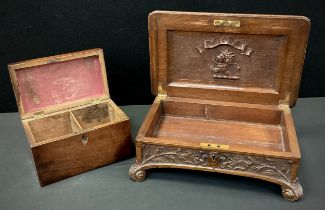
left=149, top=11, right=310, bottom=107
left=8, top=49, right=110, bottom=119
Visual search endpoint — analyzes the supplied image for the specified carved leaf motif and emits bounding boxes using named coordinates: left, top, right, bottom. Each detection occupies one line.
left=141, top=144, right=292, bottom=183
left=133, top=144, right=302, bottom=201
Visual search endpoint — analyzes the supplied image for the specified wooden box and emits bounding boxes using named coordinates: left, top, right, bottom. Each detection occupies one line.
left=129, top=11, right=310, bottom=201
left=9, top=49, right=133, bottom=186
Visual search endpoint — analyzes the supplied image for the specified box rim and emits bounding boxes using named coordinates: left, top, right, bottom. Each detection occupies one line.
left=23, top=98, right=130, bottom=147
left=136, top=97, right=301, bottom=160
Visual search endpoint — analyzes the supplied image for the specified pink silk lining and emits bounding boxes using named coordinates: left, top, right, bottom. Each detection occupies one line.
left=16, top=56, right=105, bottom=113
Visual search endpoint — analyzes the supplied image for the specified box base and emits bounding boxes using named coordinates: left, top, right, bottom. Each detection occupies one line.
left=129, top=97, right=303, bottom=201
left=129, top=143, right=302, bottom=201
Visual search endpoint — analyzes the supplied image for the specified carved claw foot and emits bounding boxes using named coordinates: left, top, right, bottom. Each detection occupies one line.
left=281, top=179, right=303, bottom=201
left=129, top=162, right=147, bottom=182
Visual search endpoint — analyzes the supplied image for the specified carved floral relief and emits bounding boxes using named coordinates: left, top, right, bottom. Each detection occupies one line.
left=129, top=144, right=302, bottom=201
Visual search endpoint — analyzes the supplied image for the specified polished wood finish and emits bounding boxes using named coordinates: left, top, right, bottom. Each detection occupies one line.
left=130, top=11, right=310, bottom=201
left=149, top=11, right=310, bottom=107
left=9, top=49, right=132, bottom=186
left=31, top=118, right=131, bottom=186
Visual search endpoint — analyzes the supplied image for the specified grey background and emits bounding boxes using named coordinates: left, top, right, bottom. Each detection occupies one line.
left=0, top=98, right=324, bottom=210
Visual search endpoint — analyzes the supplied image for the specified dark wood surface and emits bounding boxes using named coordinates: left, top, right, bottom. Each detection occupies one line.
left=132, top=11, right=309, bottom=201
left=149, top=11, right=310, bottom=107
left=32, top=119, right=132, bottom=186
left=8, top=49, right=133, bottom=186
left=133, top=96, right=302, bottom=200
left=0, top=100, right=324, bottom=209
left=152, top=99, right=288, bottom=151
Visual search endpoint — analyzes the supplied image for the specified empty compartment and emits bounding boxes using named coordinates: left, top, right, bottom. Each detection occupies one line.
left=72, top=102, right=115, bottom=129
left=28, top=112, right=74, bottom=143
left=147, top=100, right=290, bottom=152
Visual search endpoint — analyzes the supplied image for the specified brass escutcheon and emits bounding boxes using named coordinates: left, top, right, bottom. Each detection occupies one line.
left=200, top=143, right=229, bottom=150
left=208, top=153, right=220, bottom=167
left=81, top=134, right=88, bottom=145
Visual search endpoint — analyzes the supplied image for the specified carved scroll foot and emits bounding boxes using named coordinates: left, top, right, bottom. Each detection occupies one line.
left=129, top=162, right=147, bottom=182
left=281, top=179, right=303, bottom=201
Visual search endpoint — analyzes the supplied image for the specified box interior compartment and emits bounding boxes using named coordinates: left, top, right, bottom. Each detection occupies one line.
left=72, top=102, right=115, bottom=129
left=145, top=100, right=291, bottom=152
left=28, top=112, right=74, bottom=143
left=27, top=101, right=122, bottom=143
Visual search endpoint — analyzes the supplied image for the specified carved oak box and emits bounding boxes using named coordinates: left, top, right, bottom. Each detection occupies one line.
left=129, top=11, right=310, bottom=201
left=9, top=49, right=133, bottom=186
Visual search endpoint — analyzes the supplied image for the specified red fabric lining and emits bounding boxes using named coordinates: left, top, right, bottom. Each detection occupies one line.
left=16, top=56, right=105, bottom=113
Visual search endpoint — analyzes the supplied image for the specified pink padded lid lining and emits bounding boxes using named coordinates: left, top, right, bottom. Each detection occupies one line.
left=15, top=56, right=106, bottom=113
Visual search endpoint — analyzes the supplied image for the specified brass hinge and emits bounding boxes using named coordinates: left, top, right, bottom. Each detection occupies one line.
left=32, top=111, right=45, bottom=119
left=157, top=82, right=167, bottom=99
left=278, top=103, right=290, bottom=112
left=91, top=98, right=101, bottom=105
left=48, top=58, right=60, bottom=64
left=90, top=97, right=107, bottom=105
left=279, top=92, right=291, bottom=110
left=201, top=143, right=229, bottom=150
left=214, top=19, right=240, bottom=28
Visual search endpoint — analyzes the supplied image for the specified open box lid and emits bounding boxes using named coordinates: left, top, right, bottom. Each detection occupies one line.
left=149, top=11, right=310, bottom=107
left=8, top=48, right=110, bottom=119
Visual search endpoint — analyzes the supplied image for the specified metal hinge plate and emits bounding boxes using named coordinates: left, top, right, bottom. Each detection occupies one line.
left=214, top=19, right=240, bottom=27
left=201, top=143, right=230, bottom=150
left=32, top=111, right=45, bottom=119
left=90, top=97, right=107, bottom=105
left=279, top=92, right=291, bottom=109
left=157, top=82, right=167, bottom=99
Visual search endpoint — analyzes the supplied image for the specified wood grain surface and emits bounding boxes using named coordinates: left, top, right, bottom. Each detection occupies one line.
left=131, top=11, right=309, bottom=201
left=8, top=49, right=133, bottom=186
